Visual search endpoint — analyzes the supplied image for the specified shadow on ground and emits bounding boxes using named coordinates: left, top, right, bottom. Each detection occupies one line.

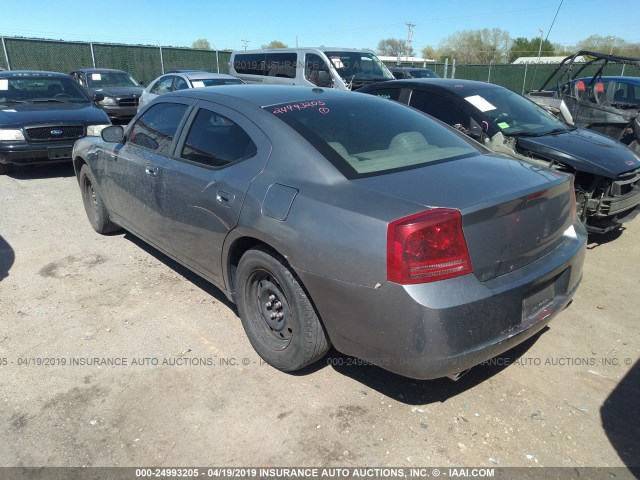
left=601, top=360, right=640, bottom=472
left=7, top=163, right=75, bottom=180
left=0, top=234, right=15, bottom=281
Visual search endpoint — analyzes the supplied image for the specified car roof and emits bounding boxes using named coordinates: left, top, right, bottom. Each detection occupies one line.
left=389, top=67, right=435, bottom=71
left=365, top=78, right=498, bottom=92
left=158, top=72, right=238, bottom=81
left=71, top=68, right=129, bottom=74
left=161, top=84, right=355, bottom=107
left=0, top=70, right=72, bottom=78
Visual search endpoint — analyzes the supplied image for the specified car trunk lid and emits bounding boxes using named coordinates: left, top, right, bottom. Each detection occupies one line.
left=354, top=153, right=574, bottom=282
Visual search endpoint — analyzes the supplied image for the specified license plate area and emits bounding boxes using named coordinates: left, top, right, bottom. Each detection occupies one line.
left=47, top=147, right=72, bottom=160
left=522, top=267, right=571, bottom=325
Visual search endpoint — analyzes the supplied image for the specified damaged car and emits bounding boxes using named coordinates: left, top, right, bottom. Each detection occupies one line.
left=359, top=78, right=640, bottom=233
left=72, top=85, right=586, bottom=380
left=527, top=50, right=640, bottom=152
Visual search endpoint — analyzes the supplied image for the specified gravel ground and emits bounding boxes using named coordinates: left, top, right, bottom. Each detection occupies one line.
left=0, top=164, right=638, bottom=470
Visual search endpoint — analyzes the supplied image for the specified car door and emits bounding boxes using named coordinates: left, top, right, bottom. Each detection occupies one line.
left=104, top=100, right=192, bottom=244
left=159, top=101, right=271, bottom=287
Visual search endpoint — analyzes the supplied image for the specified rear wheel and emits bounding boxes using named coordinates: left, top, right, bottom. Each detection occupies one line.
left=236, top=247, right=330, bottom=371
left=79, top=164, right=120, bottom=234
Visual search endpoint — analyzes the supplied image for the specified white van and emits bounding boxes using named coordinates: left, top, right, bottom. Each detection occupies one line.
left=229, top=48, right=395, bottom=90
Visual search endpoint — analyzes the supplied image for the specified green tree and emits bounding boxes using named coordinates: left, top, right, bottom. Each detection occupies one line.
left=440, top=28, right=511, bottom=64
left=508, top=37, right=555, bottom=62
left=192, top=39, right=211, bottom=50
left=420, top=46, right=438, bottom=60
left=576, top=35, right=640, bottom=57
left=377, top=38, right=415, bottom=57
left=262, top=40, right=288, bottom=49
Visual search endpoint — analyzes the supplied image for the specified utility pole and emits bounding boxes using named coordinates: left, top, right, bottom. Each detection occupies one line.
left=241, top=39, right=250, bottom=51
left=406, top=22, right=415, bottom=62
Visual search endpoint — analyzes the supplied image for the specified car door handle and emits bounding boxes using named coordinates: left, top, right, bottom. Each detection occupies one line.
left=216, top=189, right=235, bottom=206
left=144, top=166, right=158, bottom=177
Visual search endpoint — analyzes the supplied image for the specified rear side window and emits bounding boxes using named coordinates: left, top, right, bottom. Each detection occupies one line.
left=128, top=103, right=189, bottom=154
left=367, top=87, right=402, bottom=101
left=180, top=108, right=257, bottom=168
left=233, top=54, right=265, bottom=75
left=266, top=95, right=479, bottom=178
left=175, top=77, right=189, bottom=90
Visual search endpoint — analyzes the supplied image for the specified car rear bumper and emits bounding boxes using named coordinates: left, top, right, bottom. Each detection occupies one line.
left=298, top=222, right=587, bottom=380
left=0, top=142, right=76, bottom=165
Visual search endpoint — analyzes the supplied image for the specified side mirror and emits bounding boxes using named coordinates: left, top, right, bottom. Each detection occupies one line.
left=101, top=125, right=125, bottom=143
left=93, top=93, right=105, bottom=103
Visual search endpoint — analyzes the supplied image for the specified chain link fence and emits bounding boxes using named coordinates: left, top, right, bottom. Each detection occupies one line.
left=0, top=36, right=231, bottom=85
left=2, top=37, right=638, bottom=92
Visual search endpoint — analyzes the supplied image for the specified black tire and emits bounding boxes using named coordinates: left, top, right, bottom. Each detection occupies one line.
left=236, top=247, right=330, bottom=371
left=0, top=163, right=13, bottom=175
left=79, top=164, right=120, bottom=234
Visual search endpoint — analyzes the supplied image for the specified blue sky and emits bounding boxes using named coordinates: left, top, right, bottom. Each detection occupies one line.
left=1, top=0, right=638, bottom=52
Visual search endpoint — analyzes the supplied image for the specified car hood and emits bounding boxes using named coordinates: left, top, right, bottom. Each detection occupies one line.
left=86, top=86, right=144, bottom=97
left=516, top=128, right=640, bottom=178
left=0, top=102, right=109, bottom=127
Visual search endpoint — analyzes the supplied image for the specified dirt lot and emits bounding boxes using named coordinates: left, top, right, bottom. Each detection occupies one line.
left=0, top=164, right=638, bottom=469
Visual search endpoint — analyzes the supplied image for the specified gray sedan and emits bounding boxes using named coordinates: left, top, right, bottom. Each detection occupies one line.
left=72, top=85, right=587, bottom=380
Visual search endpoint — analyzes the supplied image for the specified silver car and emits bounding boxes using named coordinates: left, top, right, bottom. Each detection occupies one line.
left=138, top=71, right=244, bottom=111
left=72, top=85, right=587, bottom=380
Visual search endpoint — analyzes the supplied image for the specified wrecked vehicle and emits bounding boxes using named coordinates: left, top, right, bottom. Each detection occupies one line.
left=527, top=51, right=640, bottom=152
left=358, top=78, right=640, bottom=233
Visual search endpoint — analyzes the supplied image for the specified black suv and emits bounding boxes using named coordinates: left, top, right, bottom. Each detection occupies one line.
left=0, top=71, right=110, bottom=174
left=70, top=68, right=143, bottom=123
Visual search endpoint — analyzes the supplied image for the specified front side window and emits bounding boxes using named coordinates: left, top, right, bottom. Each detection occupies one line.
left=128, top=102, right=189, bottom=154
left=174, top=77, right=189, bottom=90
left=150, top=77, right=174, bottom=95
left=181, top=108, right=257, bottom=168
left=266, top=95, right=479, bottom=178
left=324, top=51, right=394, bottom=82
left=305, top=54, right=332, bottom=87
left=409, top=91, right=470, bottom=129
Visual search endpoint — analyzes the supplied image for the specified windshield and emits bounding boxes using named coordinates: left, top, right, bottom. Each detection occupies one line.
left=0, top=76, right=90, bottom=104
left=324, top=51, right=394, bottom=82
left=265, top=94, right=479, bottom=178
left=463, top=86, right=569, bottom=136
left=86, top=71, right=139, bottom=88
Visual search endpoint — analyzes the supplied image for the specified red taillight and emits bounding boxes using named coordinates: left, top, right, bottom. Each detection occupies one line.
left=569, top=175, right=576, bottom=224
left=387, top=208, right=472, bottom=285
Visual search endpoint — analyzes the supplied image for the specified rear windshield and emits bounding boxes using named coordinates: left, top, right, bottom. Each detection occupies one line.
left=265, top=94, right=480, bottom=178
left=0, top=76, right=90, bottom=104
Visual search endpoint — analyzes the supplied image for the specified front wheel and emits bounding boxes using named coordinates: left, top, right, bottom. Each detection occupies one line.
left=236, top=247, right=330, bottom=371
left=79, top=164, right=120, bottom=234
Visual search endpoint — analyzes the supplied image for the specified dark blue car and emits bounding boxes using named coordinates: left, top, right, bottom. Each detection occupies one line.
left=0, top=70, right=111, bottom=175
